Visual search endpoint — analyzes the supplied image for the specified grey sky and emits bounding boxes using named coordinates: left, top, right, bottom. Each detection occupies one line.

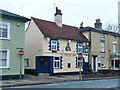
left=0, top=0, right=119, bottom=29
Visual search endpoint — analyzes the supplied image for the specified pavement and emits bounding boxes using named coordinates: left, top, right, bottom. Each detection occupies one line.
left=0, top=72, right=120, bottom=88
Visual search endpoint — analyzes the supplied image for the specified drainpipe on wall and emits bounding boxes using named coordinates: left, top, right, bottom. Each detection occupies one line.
left=88, top=30, right=92, bottom=71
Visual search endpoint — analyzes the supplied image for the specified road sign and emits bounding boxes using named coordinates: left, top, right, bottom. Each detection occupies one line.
left=78, top=53, right=83, bottom=59
left=78, top=53, right=83, bottom=80
left=18, top=50, right=24, bottom=56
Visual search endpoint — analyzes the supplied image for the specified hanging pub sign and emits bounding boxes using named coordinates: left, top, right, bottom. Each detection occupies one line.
left=65, top=43, right=71, bottom=51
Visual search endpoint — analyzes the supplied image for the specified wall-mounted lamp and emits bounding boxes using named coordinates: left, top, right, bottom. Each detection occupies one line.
left=47, top=37, right=50, bottom=41
left=69, top=40, right=71, bottom=43
left=86, top=43, right=89, bottom=46
left=17, top=22, right=20, bottom=27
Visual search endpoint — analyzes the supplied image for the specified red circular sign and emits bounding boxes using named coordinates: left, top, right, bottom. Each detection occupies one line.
left=78, top=53, right=83, bottom=59
left=18, top=50, right=24, bottom=56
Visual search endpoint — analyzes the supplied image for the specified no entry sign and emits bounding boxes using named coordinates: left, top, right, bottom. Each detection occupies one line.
left=18, top=50, right=24, bottom=56
left=78, top=53, right=83, bottom=59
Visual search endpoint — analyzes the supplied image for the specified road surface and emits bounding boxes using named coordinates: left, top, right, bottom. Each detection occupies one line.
left=9, top=79, right=120, bottom=88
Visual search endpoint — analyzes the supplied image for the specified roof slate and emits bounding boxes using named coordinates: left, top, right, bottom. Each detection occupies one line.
left=80, top=27, right=120, bottom=36
left=0, top=9, right=30, bottom=21
left=32, top=17, right=88, bottom=42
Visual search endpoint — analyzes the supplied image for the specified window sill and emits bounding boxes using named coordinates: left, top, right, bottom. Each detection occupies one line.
left=0, top=38, right=10, bottom=40
left=54, top=67, right=61, bottom=69
left=52, top=51, right=57, bottom=53
left=100, top=51, right=105, bottom=53
left=101, top=66, right=105, bottom=68
left=0, top=67, right=10, bottom=69
left=25, top=66, right=29, bottom=67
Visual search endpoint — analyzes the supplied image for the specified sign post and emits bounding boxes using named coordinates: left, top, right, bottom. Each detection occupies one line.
left=18, top=49, right=24, bottom=79
left=78, top=53, right=83, bottom=80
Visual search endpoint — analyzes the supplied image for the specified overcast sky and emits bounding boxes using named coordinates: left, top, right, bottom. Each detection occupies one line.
left=0, top=0, right=119, bottom=29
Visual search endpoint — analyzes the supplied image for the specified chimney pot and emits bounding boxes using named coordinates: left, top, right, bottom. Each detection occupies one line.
left=94, top=19, right=102, bottom=29
left=54, top=7, right=62, bottom=27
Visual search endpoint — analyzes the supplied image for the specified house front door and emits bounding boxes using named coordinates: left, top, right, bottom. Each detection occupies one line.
left=92, top=55, right=98, bottom=72
left=36, top=57, right=50, bottom=73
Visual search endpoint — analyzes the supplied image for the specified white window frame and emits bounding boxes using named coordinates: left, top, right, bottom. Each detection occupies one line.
left=25, top=58, right=29, bottom=67
left=113, top=42, right=117, bottom=53
left=101, top=57, right=105, bottom=68
left=0, top=49, right=9, bottom=68
left=0, top=22, right=10, bottom=40
left=54, top=57, right=60, bottom=69
left=101, top=41, right=104, bottom=52
left=78, top=43, right=83, bottom=53
left=51, top=40, right=57, bottom=51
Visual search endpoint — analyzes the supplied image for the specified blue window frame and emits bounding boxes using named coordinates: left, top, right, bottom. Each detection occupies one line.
left=49, top=39, right=59, bottom=51
left=76, top=42, right=83, bottom=53
left=76, top=57, right=83, bottom=68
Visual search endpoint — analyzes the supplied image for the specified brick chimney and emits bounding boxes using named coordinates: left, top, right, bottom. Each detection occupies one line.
left=94, top=19, right=102, bottom=29
left=54, top=7, right=62, bottom=27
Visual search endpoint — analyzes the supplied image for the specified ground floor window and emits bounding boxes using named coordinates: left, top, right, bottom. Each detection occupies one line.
left=68, top=62, right=71, bottom=68
left=25, top=58, right=29, bottom=67
left=77, top=58, right=83, bottom=68
left=54, top=57, right=60, bottom=68
left=0, top=49, right=9, bottom=68
left=101, top=57, right=105, bottom=68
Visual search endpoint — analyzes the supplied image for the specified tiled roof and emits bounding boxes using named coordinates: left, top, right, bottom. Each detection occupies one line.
left=32, top=17, right=88, bottom=42
left=0, top=9, right=30, bottom=21
left=80, top=27, right=120, bottom=36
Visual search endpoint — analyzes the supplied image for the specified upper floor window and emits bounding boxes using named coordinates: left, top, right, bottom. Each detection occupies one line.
left=49, top=39, right=59, bottom=51
left=77, top=43, right=83, bottom=53
left=113, top=43, right=116, bottom=52
left=101, top=33, right=104, bottom=38
left=113, top=35, right=116, bottom=39
left=51, top=40, right=57, bottom=51
left=101, top=40, right=105, bottom=52
left=0, top=22, right=10, bottom=39
left=0, top=49, right=9, bottom=68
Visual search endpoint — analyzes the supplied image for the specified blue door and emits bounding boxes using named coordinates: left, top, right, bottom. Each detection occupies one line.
left=36, top=57, right=50, bottom=73
left=92, top=55, right=97, bottom=72
left=82, top=58, right=85, bottom=71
